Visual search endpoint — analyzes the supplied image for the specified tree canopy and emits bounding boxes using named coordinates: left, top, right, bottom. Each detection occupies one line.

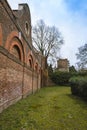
left=69, top=65, right=77, bottom=72
left=32, top=20, right=64, bottom=66
left=76, top=43, right=87, bottom=69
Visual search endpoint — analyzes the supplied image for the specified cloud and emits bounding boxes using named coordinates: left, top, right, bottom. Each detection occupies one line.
left=7, top=0, right=87, bottom=66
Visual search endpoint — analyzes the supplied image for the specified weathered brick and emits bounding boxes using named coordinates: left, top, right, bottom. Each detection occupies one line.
left=0, top=0, right=42, bottom=113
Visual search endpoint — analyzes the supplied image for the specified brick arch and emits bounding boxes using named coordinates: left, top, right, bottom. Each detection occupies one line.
left=5, top=31, right=19, bottom=49
left=5, top=31, right=25, bottom=62
left=38, top=66, right=41, bottom=74
left=10, top=41, right=23, bottom=62
left=34, top=62, right=38, bottom=72
left=0, top=23, right=2, bottom=46
left=27, top=52, right=34, bottom=68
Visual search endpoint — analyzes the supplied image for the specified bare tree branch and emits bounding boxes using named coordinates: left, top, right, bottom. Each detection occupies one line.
left=32, top=19, right=64, bottom=65
left=76, top=43, right=87, bottom=69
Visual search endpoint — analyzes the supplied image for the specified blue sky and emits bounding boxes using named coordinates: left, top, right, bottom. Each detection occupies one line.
left=65, top=0, right=87, bottom=12
left=7, top=0, right=87, bottom=67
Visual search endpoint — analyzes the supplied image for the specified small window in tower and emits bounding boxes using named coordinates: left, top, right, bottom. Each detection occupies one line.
left=25, top=22, right=29, bottom=35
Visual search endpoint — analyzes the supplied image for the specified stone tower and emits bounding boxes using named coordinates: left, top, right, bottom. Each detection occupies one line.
left=57, top=59, right=69, bottom=72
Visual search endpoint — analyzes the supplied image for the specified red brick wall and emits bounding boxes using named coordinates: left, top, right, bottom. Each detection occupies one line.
left=0, top=51, right=23, bottom=112
left=33, top=72, right=38, bottom=93
left=0, top=0, right=42, bottom=113
left=23, top=67, right=33, bottom=97
left=0, top=47, right=41, bottom=113
left=0, top=23, right=2, bottom=45
left=0, top=53, right=7, bottom=112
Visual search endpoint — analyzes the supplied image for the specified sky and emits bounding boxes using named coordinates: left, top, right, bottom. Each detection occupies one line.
left=7, top=0, right=87, bottom=67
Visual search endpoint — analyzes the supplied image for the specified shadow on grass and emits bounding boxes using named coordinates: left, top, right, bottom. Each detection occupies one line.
left=66, top=94, right=87, bottom=108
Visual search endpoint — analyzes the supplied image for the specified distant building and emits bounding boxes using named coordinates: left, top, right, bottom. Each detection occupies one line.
left=57, top=59, right=69, bottom=72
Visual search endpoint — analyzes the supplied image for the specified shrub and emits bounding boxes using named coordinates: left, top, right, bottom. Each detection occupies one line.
left=69, top=76, right=87, bottom=100
left=50, top=71, right=72, bottom=86
left=49, top=71, right=87, bottom=87
left=69, top=76, right=82, bottom=96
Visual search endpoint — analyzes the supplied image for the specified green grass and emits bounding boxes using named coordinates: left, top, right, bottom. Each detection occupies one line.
left=0, top=86, right=87, bottom=130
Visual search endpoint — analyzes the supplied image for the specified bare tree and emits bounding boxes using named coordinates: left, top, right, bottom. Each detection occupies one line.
left=32, top=20, right=64, bottom=67
left=76, top=43, right=87, bottom=69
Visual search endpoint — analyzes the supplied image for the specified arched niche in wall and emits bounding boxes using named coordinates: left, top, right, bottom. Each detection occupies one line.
left=5, top=31, right=25, bottom=62
left=34, top=62, right=38, bottom=72
left=9, top=38, right=23, bottom=62
left=10, top=44, right=21, bottom=60
left=27, top=53, right=34, bottom=69
left=0, top=23, right=2, bottom=46
left=38, top=67, right=41, bottom=74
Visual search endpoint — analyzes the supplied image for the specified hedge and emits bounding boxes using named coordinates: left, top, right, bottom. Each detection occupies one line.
left=50, top=71, right=87, bottom=86
left=69, top=76, right=87, bottom=100
left=50, top=71, right=72, bottom=86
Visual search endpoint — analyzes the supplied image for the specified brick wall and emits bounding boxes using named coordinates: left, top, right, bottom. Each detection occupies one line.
left=0, top=0, right=42, bottom=113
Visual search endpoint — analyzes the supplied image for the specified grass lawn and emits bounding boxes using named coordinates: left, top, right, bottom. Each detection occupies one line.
left=0, top=86, right=87, bottom=130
